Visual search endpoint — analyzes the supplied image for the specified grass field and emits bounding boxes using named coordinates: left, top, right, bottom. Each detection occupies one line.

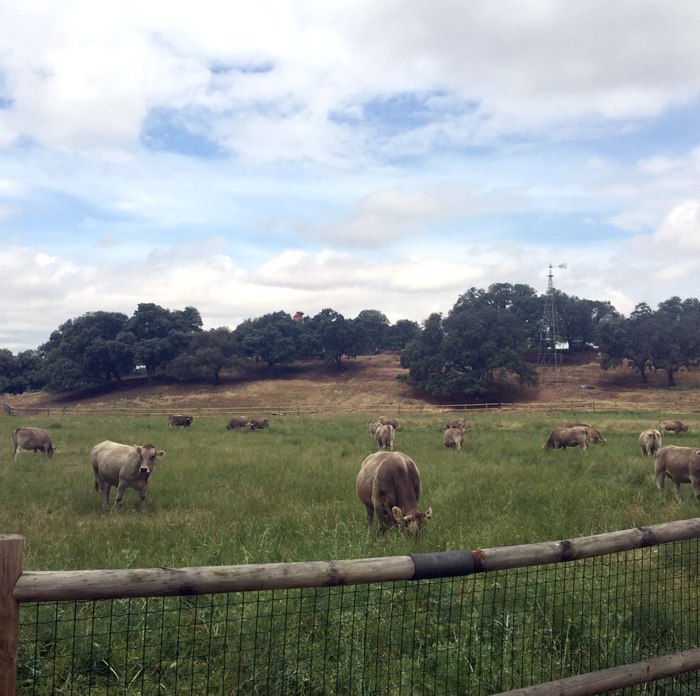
left=3, top=410, right=700, bottom=571
left=6, top=411, right=700, bottom=695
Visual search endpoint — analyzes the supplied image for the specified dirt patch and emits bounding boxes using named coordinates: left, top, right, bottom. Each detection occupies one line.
left=5, top=351, right=700, bottom=412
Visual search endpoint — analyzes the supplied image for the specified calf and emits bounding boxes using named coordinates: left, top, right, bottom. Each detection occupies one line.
left=654, top=445, right=700, bottom=501
left=247, top=418, right=270, bottom=430
left=168, top=415, right=193, bottom=427
left=356, top=451, right=432, bottom=534
left=639, top=429, right=662, bottom=457
left=443, top=427, right=465, bottom=450
left=12, top=427, right=54, bottom=460
left=226, top=416, right=249, bottom=430
left=91, top=440, right=166, bottom=511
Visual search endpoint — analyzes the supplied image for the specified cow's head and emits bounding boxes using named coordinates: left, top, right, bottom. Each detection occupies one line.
left=683, top=425, right=689, bottom=432
left=392, top=506, right=432, bottom=535
left=134, top=444, right=166, bottom=475
left=46, top=444, right=55, bottom=459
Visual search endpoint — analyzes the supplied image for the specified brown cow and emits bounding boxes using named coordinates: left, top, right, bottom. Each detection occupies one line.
left=639, top=429, right=662, bottom=457
left=378, top=416, right=400, bottom=431
left=356, top=451, right=432, bottom=534
left=91, top=440, right=166, bottom=511
left=369, top=421, right=382, bottom=436
left=168, top=415, right=193, bottom=427
left=659, top=420, right=689, bottom=435
left=443, top=427, right=465, bottom=450
left=654, top=445, right=700, bottom=500
left=12, top=427, right=54, bottom=460
left=544, top=426, right=588, bottom=451
left=445, top=417, right=467, bottom=432
left=247, top=418, right=270, bottom=430
left=374, top=424, right=395, bottom=451
left=226, top=416, right=249, bottom=430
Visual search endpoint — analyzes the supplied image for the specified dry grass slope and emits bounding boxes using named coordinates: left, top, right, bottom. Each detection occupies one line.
left=5, top=350, right=700, bottom=413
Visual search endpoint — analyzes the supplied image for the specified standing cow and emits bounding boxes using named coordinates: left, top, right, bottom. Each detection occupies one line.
left=544, top=426, right=589, bottom=451
left=659, top=420, right=689, bottom=435
left=12, top=427, right=54, bottom=460
left=168, top=415, right=193, bottom=427
left=443, top=427, right=465, bottom=450
left=226, top=416, right=249, bottom=430
left=374, top=424, right=395, bottom=451
left=639, top=429, right=662, bottom=457
left=91, top=441, right=166, bottom=511
left=356, top=451, right=432, bottom=534
left=654, top=445, right=700, bottom=501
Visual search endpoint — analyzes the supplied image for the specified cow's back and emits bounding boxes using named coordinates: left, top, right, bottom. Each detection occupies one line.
left=91, top=441, right=139, bottom=485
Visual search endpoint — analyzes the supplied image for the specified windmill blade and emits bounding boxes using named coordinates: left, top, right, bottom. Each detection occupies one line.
left=558, top=263, right=567, bottom=269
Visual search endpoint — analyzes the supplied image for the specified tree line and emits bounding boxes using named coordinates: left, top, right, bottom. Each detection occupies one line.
left=0, top=285, right=696, bottom=400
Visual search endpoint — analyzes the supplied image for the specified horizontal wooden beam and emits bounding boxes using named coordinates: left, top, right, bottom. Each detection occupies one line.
left=13, top=518, right=700, bottom=604
left=491, top=647, right=700, bottom=696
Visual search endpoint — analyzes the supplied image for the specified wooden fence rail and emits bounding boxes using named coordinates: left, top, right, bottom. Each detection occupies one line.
left=4, top=518, right=700, bottom=694
left=3, top=400, right=695, bottom=418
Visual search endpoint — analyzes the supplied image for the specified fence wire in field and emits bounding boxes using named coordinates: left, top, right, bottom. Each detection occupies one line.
left=15, top=538, right=700, bottom=696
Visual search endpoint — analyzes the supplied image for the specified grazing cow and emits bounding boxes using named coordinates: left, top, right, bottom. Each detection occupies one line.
left=374, top=424, right=395, bottom=451
left=443, top=427, right=465, bottom=450
left=226, top=416, right=249, bottom=430
left=356, top=451, right=432, bottom=534
left=247, top=418, right=270, bottom=430
left=654, top=445, right=700, bottom=501
left=639, top=429, right=662, bottom=457
left=168, top=415, right=193, bottom=427
left=445, top=417, right=467, bottom=432
left=544, top=426, right=589, bottom=451
left=586, top=428, right=606, bottom=445
left=378, top=416, right=400, bottom=431
left=91, top=441, right=166, bottom=511
left=659, top=420, right=689, bottom=435
left=12, top=427, right=54, bottom=460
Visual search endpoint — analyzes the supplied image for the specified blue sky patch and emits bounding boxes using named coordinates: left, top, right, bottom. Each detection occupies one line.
left=141, top=107, right=224, bottom=158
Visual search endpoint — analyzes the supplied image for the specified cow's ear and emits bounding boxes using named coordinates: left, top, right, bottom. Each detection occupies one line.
left=425, top=507, right=433, bottom=519
left=157, top=450, right=166, bottom=459
left=134, top=445, right=142, bottom=453
left=392, top=506, right=404, bottom=522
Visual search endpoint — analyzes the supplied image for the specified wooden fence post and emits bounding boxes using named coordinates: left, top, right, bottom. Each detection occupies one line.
left=0, top=535, right=23, bottom=696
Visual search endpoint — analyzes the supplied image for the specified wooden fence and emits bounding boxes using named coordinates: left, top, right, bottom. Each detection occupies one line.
left=4, top=518, right=700, bottom=694
left=3, top=399, right=697, bottom=419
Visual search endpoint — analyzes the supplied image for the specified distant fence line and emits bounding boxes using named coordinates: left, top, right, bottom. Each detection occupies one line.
left=4, top=399, right=699, bottom=418
left=4, top=518, right=700, bottom=694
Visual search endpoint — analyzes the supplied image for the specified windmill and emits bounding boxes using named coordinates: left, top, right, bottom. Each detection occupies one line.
left=537, top=263, right=567, bottom=381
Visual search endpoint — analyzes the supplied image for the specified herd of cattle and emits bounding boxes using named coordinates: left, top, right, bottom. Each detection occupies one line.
left=8, top=415, right=700, bottom=534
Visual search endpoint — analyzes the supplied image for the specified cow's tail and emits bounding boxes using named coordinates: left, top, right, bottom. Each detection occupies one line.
left=94, top=481, right=99, bottom=492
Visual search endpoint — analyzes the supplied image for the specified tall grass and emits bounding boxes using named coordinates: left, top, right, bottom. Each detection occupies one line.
left=5, top=411, right=700, bottom=694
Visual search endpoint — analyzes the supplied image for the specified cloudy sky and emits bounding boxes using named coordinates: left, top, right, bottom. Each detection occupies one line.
left=2, top=1, right=700, bottom=352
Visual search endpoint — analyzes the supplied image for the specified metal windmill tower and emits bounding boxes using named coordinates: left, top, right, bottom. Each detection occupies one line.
left=537, top=263, right=567, bottom=381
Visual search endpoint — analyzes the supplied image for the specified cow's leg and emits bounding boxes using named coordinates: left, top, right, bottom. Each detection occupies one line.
left=673, top=480, right=683, bottom=501
left=14, top=446, right=21, bottom=460
left=101, top=483, right=112, bottom=509
left=138, top=490, right=147, bottom=512
left=692, top=476, right=700, bottom=501
left=364, top=504, right=375, bottom=526
left=114, top=481, right=129, bottom=508
left=655, top=469, right=666, bottom=492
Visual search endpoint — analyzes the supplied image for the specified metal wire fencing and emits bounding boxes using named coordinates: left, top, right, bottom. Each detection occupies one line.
left=14, top=537, right=700, bottom=695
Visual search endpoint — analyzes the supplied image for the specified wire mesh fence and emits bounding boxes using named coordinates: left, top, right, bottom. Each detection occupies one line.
left=15, top=538, right=700, bottom=695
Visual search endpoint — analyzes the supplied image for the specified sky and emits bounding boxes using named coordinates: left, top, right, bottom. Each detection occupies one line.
left=2, top=1, right=700, bottom=352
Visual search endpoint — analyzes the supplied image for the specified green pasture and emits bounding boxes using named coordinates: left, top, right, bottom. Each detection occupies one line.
left=2, top=410, right=699, bottom=571
left=5, top=411, right=700, bottom=694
